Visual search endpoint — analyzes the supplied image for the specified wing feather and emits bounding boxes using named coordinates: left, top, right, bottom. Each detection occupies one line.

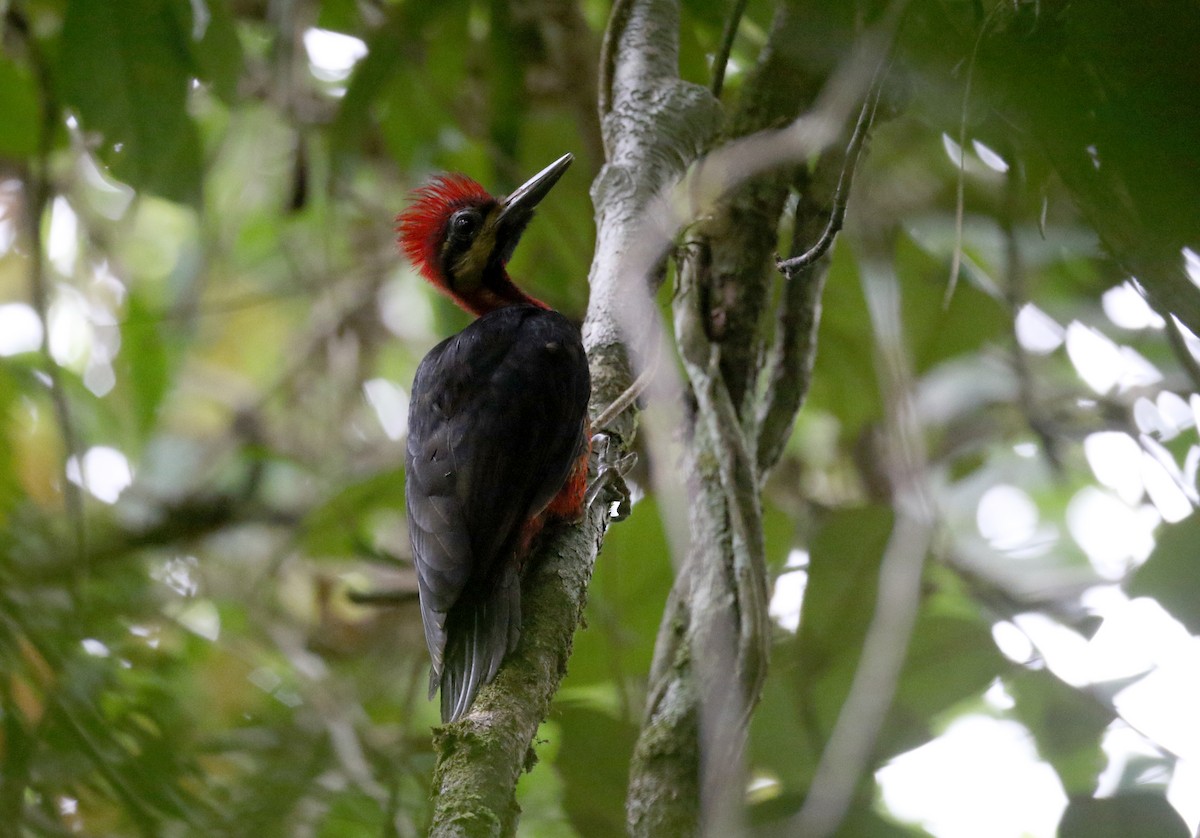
left=405, top=306, right=589, bottom=721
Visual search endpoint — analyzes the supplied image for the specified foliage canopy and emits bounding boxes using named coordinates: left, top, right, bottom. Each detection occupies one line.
left=0, top=0, right=1198, bottom=835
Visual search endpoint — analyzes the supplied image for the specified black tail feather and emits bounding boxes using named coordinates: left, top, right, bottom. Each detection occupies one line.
left=439, top=567, right=522, bottom=722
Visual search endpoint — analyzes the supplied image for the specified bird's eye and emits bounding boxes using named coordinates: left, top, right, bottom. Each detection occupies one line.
left=450, top=211, right=479, bottom=238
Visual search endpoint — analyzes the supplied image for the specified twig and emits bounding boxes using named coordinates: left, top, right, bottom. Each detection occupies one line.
left=1001, top=158, right=1063, bottom=470
left=592, top=344, right=659, bottom=431
left=1164, top=315, right=1200, bottom=394
left=754, top=161, right=836, bottom=474
left=756, top=63, right=891, bottom=472
left=944, top=6, right=999, bottom=307
left=710, top=0, right=750, bottom=98
left=775, top=70, right=884, bottom=277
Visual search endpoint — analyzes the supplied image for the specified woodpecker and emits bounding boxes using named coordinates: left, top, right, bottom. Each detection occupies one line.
left=397, top=153, right=591, bottom=723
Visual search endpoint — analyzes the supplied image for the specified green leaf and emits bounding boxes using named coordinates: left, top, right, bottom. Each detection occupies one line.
left=895, top=233, right=1010, bottom=374
left=0, top=56, right=40, bottom=158
left=808, top=244, right=882, bottom=440
left=0, top=363, right=23, bottom=521
left=555, top=704, right=637, bottom=836
left=301, top=467, right=408, bottom=557
left=318, top=0, right=362, bottom=34
left=1128, top=511, right=1200, bottom=634
left=761, top=508, right=1001, bottom=782
left=798, top=505, right=894, bottom=668
left=119, top=293, right=171, bottom=441
left=330, top=0, right=467, bottom=165
left=563, top=496, right=673, bottom=688
left=750, top=651, right=821, bottom=788
left=318, top=789, right=386, bottom=837
left=1008, top=669, right=1111, bottom=794
left=186, top=0, right=243, bottom=102
left=1058, top=793, right=1189, bottom=838
left=749, top=793, right=932, bottom=837
left=59, top=0, right=202, bottom=203
left=884, top=606, right=1007, bottom=757
left=761, top=506, right=892, bottom=775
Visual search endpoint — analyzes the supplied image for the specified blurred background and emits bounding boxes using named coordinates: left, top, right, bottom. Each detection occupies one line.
left=1, top=0, right=1198, bottom=835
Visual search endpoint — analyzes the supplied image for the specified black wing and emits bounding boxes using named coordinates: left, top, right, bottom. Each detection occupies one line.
left=405, top=305, right=589, bottom=721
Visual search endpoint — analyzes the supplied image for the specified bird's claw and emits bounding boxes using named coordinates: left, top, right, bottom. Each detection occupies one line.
left=586, top=432, right=637, bottom=519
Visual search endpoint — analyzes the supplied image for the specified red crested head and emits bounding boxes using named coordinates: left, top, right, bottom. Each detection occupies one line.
left=396, top=173, right=492, bottom=289
left=395, top=154, right=574, bottom=317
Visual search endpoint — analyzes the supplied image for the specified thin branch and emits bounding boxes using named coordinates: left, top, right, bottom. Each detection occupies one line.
left=11, top=3, right=87, bottom=561
left=675, top=269, right=771, bottom=829
left=944, top=6, right=999, bottom=307
left=1001, top=157, right=1064, bottom=470
left=625, top=10, right=906, bottom=834
left=710, top=0, right=749, bottom=98
left=775, top=71, right=883, bottom=277
left=592, top=355, right=655, bottom=431
left=756, top=70, right=889, bottom=473
left=754, top=167, right=834, bottom=474
left=1164, top=315, right=1200, bottom=394
left=690, top=350, right=768, bottom=695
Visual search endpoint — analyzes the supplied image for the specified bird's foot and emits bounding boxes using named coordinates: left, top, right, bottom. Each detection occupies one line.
left=586, top=432, right=637, bottom=520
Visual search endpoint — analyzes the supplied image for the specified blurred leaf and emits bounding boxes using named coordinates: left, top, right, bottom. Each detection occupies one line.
left=797, top=505, right=893, bottom=668
left=556, top=704, right=637, bottom=836
left=884, top=606, right=1007, bottom=757
left=565, top=496, right=673, bottom=688
left=808, top=244, right=882, bottom=440
left=0, top=56, right=40, bottom=158
left=750, top=793, right=931, bottom=837
left=301, top=467, right=408, bottom=557
left=187, top=0, right=243, bottom=103
left=750, top=649, right=820, bottom=789
left=318, top=0, right=362, bottom=34
left=677, top=5, right=716, bottom=89
left=0, top=364, right=23, bottom=521
left=1058, top=793, right=1190, bottom=838
left=1008, top=669, right=1111, bottom=794
left=59, top=0, right=202, bottom=203
left=1128, top=511, right=1200, bottom=634
left=318, top=790, right=386, bottom=837
left=763, top=498, right=796, bottom=571
left=330, top=0, right=467, bottom=166
left=895, top=233, right=1010, bottom=374
left=763, top=506, right=891, bottom=773
left=835, top=808, right=929, bottom=838
left=980, top=2, right=1200, bottom=336
left=119, top=293, right=171, bottom=441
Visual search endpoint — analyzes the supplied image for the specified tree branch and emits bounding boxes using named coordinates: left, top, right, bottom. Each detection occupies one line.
left=710, top=0, right=749, bottom=98
left=623, top=6, right=900, bottom=833
left=11, top=3, right=87, bottom=563
left=756, top=75, right=885, bottom=473
left=428, top=503, right=611, bottom=837
left=427, top=0, right=720, bottom=833
left=774, top=75, right=882, bottom=277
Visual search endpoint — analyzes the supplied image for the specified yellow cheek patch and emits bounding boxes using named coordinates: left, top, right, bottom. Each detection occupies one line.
left=445, top=205, right=503, bottom=291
